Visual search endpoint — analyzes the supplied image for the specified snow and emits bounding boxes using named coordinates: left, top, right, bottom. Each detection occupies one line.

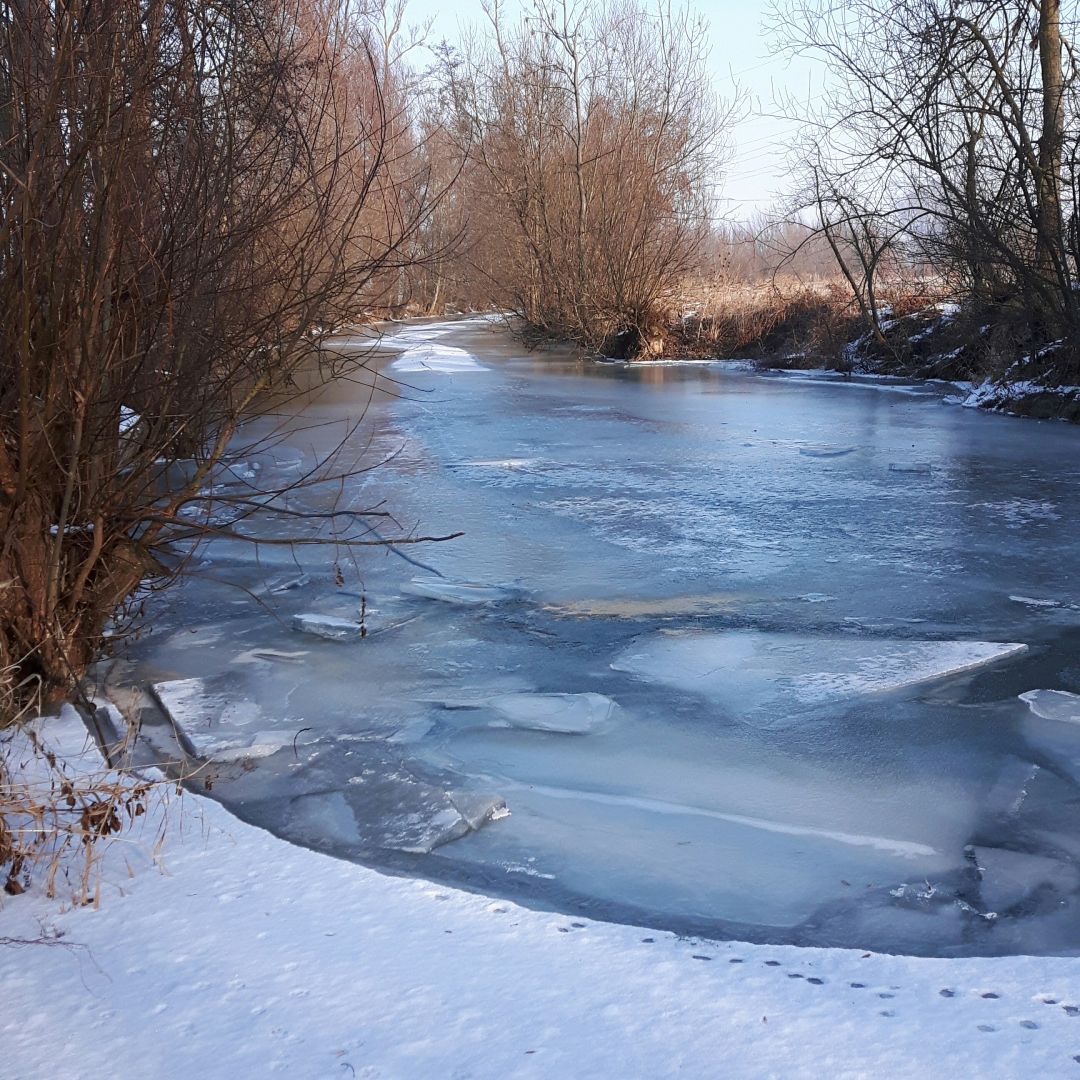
left=960, top=376, right=1080, bottom=412
left=389, top=324, right=489, bottom=373
left=4, top=713, right=1080, bottom=1080
left=611, top=631, right=1027, bottom=724
left=47, top=522, right=95, bottom=536
left=119, top=405, right=140, bottom=435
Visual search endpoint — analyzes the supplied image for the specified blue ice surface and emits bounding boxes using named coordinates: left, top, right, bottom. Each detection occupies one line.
left=123, top=319, right=1080, bottom=957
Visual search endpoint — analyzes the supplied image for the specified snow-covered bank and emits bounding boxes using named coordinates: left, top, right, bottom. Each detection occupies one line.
left=3, top=716, right=1080, bottom=1080
left=959, top=377, right=1080, bottom=422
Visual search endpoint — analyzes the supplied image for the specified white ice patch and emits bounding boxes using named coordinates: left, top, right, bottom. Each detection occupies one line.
left=1019, top=689, right=1080, bottom=725
left=402, top=579, right=510, bottom=605
left=166, top=624, right=227, bottom=649
left=484, top=692, right=616, bottom=734
left=390, top=343, right=487, bottom=373
left=973, top=499, right=1060, bottom=529
left=611, top=631, right=1027, bottom=724
left=451, top=458, right=536, bottom=470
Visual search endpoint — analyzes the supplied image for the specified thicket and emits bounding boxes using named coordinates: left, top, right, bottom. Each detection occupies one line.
left=0, top=0, right=452, bottom=721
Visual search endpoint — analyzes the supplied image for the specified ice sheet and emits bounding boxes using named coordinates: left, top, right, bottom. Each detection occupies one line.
left=118, top=318, right=1080, bottom=957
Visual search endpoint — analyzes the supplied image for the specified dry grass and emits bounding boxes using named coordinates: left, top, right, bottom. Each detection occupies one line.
left=0, top=676, right=170, bottom=907
left=660, top=276, right=947, bottom=363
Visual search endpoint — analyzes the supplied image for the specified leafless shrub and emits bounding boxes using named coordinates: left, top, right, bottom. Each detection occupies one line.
left=0, top=0, right=454, bottom=719
left=435, top=0, right=741, bottom=356
left=769, top=0, right=1080, bottom=363
left=0, top=671, right=179, bottom=905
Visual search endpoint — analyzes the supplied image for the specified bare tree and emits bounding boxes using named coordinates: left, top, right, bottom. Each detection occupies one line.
left=0, top=0, right=449, bottom=720
left=438, top=0, right=740, bottom=355
left=770, top=0, right=1080, bottom=357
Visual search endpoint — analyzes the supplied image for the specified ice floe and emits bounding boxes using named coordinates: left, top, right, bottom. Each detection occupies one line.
left=292, top=613, right=363, bottom=640
left=484, top=692, right=616, bottom=734
left=402, top=578, right=513, bottom=605
left=1019, top=689, right=1080, bottom=724
left=611, top=631, right=1027, bottom=723
left=151, top=677, right=315, bottom=761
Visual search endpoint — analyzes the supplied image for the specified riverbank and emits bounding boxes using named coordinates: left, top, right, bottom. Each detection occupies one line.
left=654, top=293, right=1080, bottom=423
left=3, top=712, right=1080, bottom=1079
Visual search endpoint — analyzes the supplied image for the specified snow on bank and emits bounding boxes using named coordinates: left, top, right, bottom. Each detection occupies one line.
left=960, top=378, right=1080, bottom=413
left=3, top=717, right=1080, bottom=1080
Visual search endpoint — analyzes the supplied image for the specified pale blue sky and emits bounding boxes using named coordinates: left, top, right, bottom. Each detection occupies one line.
left=402, top=0, right=819, bottom=220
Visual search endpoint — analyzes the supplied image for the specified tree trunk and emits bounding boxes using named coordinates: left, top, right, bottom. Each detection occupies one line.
left=1036, top=0, right=1065, bottom=293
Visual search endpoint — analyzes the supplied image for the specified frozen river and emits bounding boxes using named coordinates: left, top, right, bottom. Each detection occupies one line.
left=117, top=317, right=1080, bottom=957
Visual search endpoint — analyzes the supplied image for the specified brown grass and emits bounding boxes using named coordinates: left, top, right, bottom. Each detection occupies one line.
left=658, top=276, right=948, bottom=364
left=0, top=684, right=170, bottom=907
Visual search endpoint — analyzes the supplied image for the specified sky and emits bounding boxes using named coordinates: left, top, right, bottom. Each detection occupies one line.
left=401, top=0, right=822, bottom=221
